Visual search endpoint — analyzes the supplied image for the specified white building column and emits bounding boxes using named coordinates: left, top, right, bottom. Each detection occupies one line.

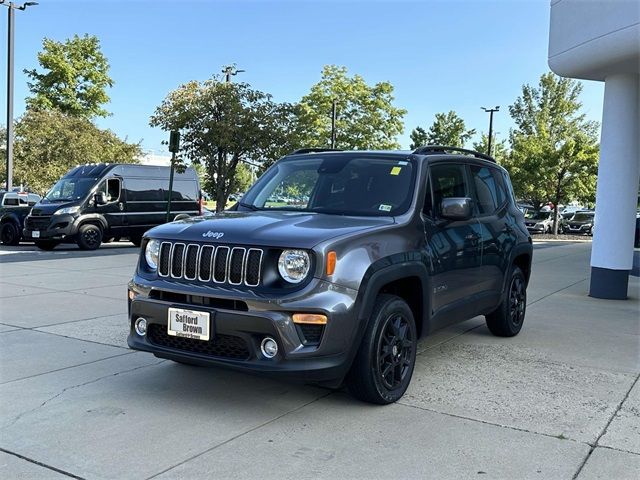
left=589, top=73, right=640, bottom=299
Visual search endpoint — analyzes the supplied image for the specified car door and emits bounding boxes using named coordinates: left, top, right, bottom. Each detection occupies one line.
left=467, top=164, right=517, bottom=298
left=95, top=177, right=126, bottom=232
left=424, top=163, right=482, bottom=315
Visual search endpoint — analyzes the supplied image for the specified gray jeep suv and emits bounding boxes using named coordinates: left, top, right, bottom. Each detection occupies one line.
left=128, top=146, right=533, bottom=404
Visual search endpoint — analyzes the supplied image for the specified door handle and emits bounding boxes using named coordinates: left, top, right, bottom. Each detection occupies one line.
left=118, top=202, right=124, bottom=211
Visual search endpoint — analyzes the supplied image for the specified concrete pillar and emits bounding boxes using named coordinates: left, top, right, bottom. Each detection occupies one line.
left=589, top=73, right=640, bottom=300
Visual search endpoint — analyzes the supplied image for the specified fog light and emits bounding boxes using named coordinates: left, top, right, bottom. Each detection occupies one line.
left=134, top=317, right=148, bottom=336
left=260, top=337, right=278, bottom=359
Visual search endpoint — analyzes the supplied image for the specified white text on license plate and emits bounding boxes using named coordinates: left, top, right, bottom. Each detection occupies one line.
left=167, top=308, right=210, bottom=341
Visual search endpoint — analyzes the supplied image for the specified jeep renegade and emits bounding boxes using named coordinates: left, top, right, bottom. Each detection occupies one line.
left=127, top=146, right=533, bottom=404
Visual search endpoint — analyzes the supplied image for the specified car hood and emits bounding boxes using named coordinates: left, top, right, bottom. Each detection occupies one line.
left=145, top=211, right=395, bottom=249
left=30, top=201, right=80, bottom=215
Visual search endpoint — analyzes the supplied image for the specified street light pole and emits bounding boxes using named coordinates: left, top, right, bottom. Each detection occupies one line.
left=222, top=65, right=245, bottom=83
left=481, top=106, right=500, bottom=157
left=330, top=100, right=337, bottom=149
left=1, top=1, right=37, bottom=192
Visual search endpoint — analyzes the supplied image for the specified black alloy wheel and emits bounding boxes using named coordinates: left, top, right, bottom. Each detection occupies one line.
left=0, top=222, right=20, bottom=246
left=77, top=224, right=103, bottom=250
left=376, top=314, right=414, bottom=390
left=485, top=265, right=527, bottom=337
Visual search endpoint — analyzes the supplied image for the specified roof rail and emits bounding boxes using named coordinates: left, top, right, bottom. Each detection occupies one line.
left=290, top=148, right=343, bottom=155
left=412, top=145, right=496, bottom=163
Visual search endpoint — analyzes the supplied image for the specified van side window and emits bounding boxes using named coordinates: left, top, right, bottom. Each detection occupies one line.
left=106, top=178, right=121, bottom=202
left=431, top=164, right=468, bottom=216
left=469, top=165, right=499, bottom=215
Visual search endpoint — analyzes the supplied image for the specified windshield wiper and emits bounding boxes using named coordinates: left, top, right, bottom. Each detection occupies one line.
left=237, top=202, right=261, bottom=211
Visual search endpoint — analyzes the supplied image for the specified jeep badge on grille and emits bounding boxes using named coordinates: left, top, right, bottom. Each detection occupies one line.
left=202, top=231, right=224, bottom=239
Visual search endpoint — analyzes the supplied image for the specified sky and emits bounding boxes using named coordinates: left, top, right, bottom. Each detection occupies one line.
left=1, top=0, right=605, bottom=156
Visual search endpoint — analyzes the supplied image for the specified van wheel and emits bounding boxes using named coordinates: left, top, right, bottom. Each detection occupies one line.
left=486, top=266, right=527, bottom=337
left=35, top=241, right=58, bottom=251
left=77, top=224, right=103, bottom=250
left=346, top=294, right=417, bottom=404
left=0, top=222, right=20, bottom=245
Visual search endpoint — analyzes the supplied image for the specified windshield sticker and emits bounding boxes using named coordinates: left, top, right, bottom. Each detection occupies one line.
left=379, top=204, right=392, bottom=212
left=390, top=166, right=402, bottom=176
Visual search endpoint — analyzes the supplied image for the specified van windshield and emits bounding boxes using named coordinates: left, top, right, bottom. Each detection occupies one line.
left=43, top=177, right=97, bottom=202
left=240, top=154, right=416, bottom=217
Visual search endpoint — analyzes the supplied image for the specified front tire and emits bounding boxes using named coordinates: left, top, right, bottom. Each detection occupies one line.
left=0, top=222, right=20, bottom=245
left=346, top=294, right=417, bottom=405
left=77, top=224, right=103, bottom=250
left=486, top=266, right=527, bottom=337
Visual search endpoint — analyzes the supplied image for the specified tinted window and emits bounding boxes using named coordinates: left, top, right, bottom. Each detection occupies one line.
left=124, top=179, right=196, bottom=202
left=470, top=165, right=499, bottom=215
left=492, top=169, right=508, bottom=206
left=4, top=197, right=19, bottom=206
left=106, top=178, right=121, bottom=202
left=431, top=164, right=468, bottom=216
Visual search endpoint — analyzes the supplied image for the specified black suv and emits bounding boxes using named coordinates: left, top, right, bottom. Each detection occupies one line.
left=128, top=146, right=532, bottom=404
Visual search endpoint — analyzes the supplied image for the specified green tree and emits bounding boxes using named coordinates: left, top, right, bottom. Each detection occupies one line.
left=25, top=34, right=113, bottom=118
left=13, top=109, right=140, bottom=194
left=298, top=65, right=406, bottom=150
left=473, top=133, right=508, bottom=163
left=409, top=126, right=428, bottom=150
left=414, top=111, right=476, bottom=148
left=150, top=76, right=296, bottom=211
left=503, top=72, right=599, bottom=232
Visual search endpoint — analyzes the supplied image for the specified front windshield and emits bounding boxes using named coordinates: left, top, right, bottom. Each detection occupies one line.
left=241, top=155, right=416, bottom=216
left=525, top=211, right=551, bottom=220
left=573, top=212, right=594, bottom=222
left=44, top=177, right=97, bottom=202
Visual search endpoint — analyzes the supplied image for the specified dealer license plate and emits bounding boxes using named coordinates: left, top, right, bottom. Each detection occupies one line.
left=167, top=307, right=210, bottom=341
left=32, top=231, right=40, bottom=238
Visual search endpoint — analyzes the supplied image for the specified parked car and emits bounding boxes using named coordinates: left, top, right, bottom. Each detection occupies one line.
left=23, top=164, right=201, bottom=251
left=558, top=211, right=576, bottom=233
left=0, top=192, right=41, bottom=245
left=128, top=146, right=533, bottom=404
left=565, top=210, right=595, bottom=235
left=524, top=210, right=554, bottom=233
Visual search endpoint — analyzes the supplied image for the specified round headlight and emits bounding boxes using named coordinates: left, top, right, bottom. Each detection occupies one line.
left=278, top=249, right=310, bottom=284
left=145, top=239, right=161, bottom=270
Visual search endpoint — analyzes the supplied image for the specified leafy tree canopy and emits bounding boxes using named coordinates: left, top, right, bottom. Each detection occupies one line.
left=298, top=65, right=406, bottom=150
left=150, top=77, right=297, bottom=211
left=473, top=133, right=508, bottom=164
left=12, top=108, right=140, bottom=194
left=411, top=111, right=476, bottom=149
left=503, top=72, right=599, bottom=227
left=25, top=34, right=113, bottom=118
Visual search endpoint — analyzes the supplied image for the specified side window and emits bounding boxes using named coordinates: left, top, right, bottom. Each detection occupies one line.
left=492, top=168, right=508, bottom=206
left=431, top=164, right=469, bottom=216
left=106, top=178, right=121, bottom=202
left=470, top=165, right=499, bottom=215
left=502, top=171, right=517, bottom=204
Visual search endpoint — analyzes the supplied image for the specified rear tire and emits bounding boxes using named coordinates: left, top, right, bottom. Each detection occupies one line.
left=0, top=222, right=20, bottom=246
left=485, top=266, right=527, bottom=337
left=346, top=294, right=417, bottom=405
left=77, top=224, right=103, bottom=250
left=35, top=240, right=58, bottom=251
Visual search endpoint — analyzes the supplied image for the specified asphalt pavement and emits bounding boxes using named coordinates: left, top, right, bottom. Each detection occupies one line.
left=0, top=240, right=638, bottom=479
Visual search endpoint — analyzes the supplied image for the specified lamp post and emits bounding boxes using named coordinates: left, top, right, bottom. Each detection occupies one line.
left=1, top=1, right=37, bottom=192
left=222, top=65, right=245, bottom=83
left=481, top=106, right=500, bottom=157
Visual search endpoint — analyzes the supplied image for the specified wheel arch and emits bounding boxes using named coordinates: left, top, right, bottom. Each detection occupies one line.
left=76, top=214, right=108, bottom=233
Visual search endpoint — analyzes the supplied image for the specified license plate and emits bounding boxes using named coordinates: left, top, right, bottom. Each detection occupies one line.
left=32, top=231, right=40, bottom=238
left=167, top=307, right=210, bottom=341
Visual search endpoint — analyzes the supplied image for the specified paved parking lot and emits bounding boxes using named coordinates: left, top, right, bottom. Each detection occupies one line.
left=0, top=241, right=638, bottom=479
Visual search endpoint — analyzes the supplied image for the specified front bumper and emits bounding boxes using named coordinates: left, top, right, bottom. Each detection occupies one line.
left=126, top=276, right=361, bottom=387
left=23, top=213, right=78, bottom=241
left=526, top=225, right=545, bottom=233
left=566, top=225, right=592, bottom=234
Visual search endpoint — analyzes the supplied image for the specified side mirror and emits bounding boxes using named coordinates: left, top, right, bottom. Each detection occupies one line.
left=173, top=213, right=191, bottom=222
left=95, top=192, right=108, bottom=205
left=440, top=197, right=473, bottom=221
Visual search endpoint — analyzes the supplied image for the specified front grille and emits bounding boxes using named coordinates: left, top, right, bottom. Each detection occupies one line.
left=147, top=324, right=250, bottom=360
left=26, top=215, right=51, bottom=230
left=159, top=242, right=263, bottom=287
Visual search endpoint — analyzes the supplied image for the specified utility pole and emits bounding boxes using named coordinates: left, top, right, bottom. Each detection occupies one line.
left=330, top=100, right=337, bottom=149
left=481, top=106, right=500, bottom=157
left=1, top=1, right=37, bottom=191
left=166, top=131, right=180, bottom=223
left=222, top=65, right=245, bottom=83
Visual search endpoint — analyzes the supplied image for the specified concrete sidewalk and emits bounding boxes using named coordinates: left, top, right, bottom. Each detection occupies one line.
left=0, top=242, right=638, bottom=479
